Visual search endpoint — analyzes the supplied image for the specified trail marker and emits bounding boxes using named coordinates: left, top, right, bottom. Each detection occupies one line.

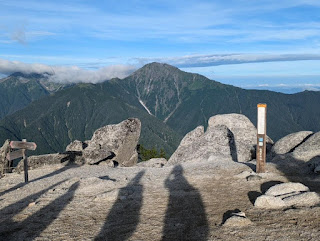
left=257, top=104, right=267, bottom=173
left=8, top=139, right=37, bottom=183
left=10, top=141, right=37, bottom=151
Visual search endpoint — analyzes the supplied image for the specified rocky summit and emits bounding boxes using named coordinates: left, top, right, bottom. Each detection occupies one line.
left=0, top=114, right=319, bottom=241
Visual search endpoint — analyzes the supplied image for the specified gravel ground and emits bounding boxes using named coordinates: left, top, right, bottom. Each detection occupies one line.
left=0, top=160, right=319, bottom=241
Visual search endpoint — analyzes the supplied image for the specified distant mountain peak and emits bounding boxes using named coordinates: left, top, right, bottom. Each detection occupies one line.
left=118, top=62, right=218, bottom=121
left=130, top=62, right=181, bottom=78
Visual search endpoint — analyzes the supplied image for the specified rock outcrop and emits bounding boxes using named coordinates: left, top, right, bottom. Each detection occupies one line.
left=67, top=118, right=141, bottom=166
left=168, top=125, right=234, bottom=165
left=168, top=113, right=273, bottom=165
left=271, top=131, right=320, bottom=174
left=272, top=131, right=313, bottom=156
left=0, top=140, right=10, bottom=176
left=15, top=153, right=71, bottom=172
left=208, top=114, right=273, bottom=162
left=14, top=150, right=90, bottom=172
left=254, top=182, right=320, bottom=209
left=292, top=132, right=320, bottom=161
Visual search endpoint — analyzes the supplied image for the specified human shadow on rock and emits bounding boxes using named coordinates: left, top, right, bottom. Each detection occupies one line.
left=162, top=165, right=208, bottom=241
left=94, top=171, right=145, bottom=241
left=0, top=181, right=79, bottom=240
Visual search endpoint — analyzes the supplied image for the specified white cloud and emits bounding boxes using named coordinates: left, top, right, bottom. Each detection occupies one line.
left=0, top=58, right=136, bottom=83
left=135, top=53, right=320, bottom=68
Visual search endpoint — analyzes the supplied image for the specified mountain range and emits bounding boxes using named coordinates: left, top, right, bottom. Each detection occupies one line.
left=1, top=62, right=320, bottom=156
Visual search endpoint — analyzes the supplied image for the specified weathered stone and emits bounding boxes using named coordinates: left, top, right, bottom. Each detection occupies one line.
left=272, top=131, right=313, bottom=155
left=265, top=182, right=309, bottom=196
left=15, top=153, right=71, bottom=172
left=66, top=140, right=87, bottom=152
left=282, top=192, right=320, bottom=207
left=292, top=132, right=320, bottom=161
left=179, top=126, right=204, bottom=146
left=255, top=182, right=319, bottom=209
left=136, top=158, right=167, bottom=168
left=208, top=114, right=273, bottom=162
left=0, top=140, right=11, bottom=176
left=167, top=125, right=233, bottom=165
left=254, top=195, right=286, bottom=209
left=67, top=118, right=141, bottom=167
left=223, top=211, right=253, bottom=227
left=84, top=149, right=114, bottom=165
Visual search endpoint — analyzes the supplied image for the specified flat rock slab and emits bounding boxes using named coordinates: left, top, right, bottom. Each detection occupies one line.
left=272, top=131, right=313, bottom=155
left=265, top=182, right=310, bottom=196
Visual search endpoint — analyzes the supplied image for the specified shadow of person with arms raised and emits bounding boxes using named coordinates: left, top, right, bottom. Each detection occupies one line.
left=0, top=181, right=79, bottom=240
left=162, top=165, right=208, bottom=241
left=95, top=170, right=145, bottom=241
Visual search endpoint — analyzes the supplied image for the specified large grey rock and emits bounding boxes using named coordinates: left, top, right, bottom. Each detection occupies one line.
left=272, top=131, right=313, bottom=156
left=67, top=118, right=141, bottom=167
left=282, top=192, right=320, bottom=207
left=208, top=114, right=273, bottom=162
left=292, top=132, right=320, bottom=161
left=179, top=126, right=204, bottom=146
left=167, top=125, right=233, bottom=165
left=0, top=140, right=10, bottom=176
left=136, top=158, right=167, bottom=168
left=265, top=182, right=309, bottom=196
left=66, top=140, right=86, bottom=152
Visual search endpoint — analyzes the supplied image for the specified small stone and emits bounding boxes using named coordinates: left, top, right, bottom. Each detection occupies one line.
left=223, top=211, right=253, bottom=227
left=28, top=202, right=36, bottom=207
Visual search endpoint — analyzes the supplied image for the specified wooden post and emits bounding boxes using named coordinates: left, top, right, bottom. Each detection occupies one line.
left=22, top=139, right=28, bottom=183
left=256, top=104, right=267, bottom=173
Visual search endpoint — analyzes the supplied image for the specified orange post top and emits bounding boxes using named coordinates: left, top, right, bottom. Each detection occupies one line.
left=257, top=103, right=267, bottom=108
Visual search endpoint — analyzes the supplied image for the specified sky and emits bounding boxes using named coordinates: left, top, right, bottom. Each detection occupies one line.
left=1, top=0, right=320, bottom=91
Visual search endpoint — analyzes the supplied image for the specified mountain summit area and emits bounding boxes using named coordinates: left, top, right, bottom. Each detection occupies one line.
left=0, top=112, right=319, bottom=240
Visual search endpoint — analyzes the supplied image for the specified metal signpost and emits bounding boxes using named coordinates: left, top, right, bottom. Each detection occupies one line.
left=256, top=104, right=267, bottom=173
left=7, top=139, right=37, bottom=183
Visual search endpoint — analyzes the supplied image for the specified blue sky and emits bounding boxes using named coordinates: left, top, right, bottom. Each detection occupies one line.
left=1, top=0, right=320, bottom=90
